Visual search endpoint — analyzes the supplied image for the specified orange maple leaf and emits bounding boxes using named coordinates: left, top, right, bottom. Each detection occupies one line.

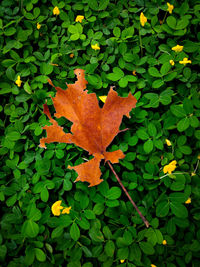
left=40, top=69, right=137, bottom=187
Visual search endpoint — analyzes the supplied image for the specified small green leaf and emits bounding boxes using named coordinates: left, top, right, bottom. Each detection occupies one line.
left=34, top=248, right=46, bottom=262
left=106, top=187, right=121, bottom=200
left=70, top=223, right=80, bottom=241
left=170, top=202, right=188, bottom=218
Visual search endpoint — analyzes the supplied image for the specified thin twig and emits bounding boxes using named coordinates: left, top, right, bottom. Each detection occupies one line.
left=118, top=128, right=129, bottom=134
left=107, top=161, right=149, bottom=228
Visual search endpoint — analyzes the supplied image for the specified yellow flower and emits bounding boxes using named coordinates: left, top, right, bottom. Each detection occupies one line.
left=167, top=3, right=174, bottom=14
left=140, top=12, right=147, bottom=27
left=91, top=43, right=100, bottom=50
left=69, top=53, right=74, bottom=58
left=162, top=240, right=167, bottom=245
left=15, top=76, right=22, bottom=87
left=53, top=6, right=60, bottom=16
left=62, top=206, right=72, bottom=214
left=120, top=259, right=125, bottom=263
left=169, top=60, right=175, bottom=66
left=198, top=154, right=200, bottom=160
left=37, top=23, right=41, bottom=30
left=163, top=160, right=177, bottom=174
left=151, top=265, right=157, bottom=267
left=171, top=45, right=183, bottom=52
left=185, top=197, right=191, bottom=204
left=99, top=96, right=107, bottom=103
left=179, top=58, right=192, bottom=65
left=75, top=15, right=84, bottom=23
left=51, top=200, right=63, bottom=216
left=191, top=172, right=196, bottom=176
left=132, top=70, right=137, bottom=76
left=165, top=139, right=172, bottom=146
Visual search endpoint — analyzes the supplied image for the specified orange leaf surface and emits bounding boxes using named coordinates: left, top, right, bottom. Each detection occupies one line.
left=40, top=69, right=137, bottom=186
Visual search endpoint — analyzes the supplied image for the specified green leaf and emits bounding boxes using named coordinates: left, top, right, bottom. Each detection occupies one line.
left=136, top=129, right=149, bottom=140
left=6, top=68, right=15, bottom=80
left=169, top=192, right=188, bottom=203
left=22, top=220, right=39, bottom=238
left=167, top=16, right=176, bottom=29
left=170, top=202, right=188, bottom=218
left=93, top=203, right=104, bottom=215
left=70, top=223, right=80, bottom=241
left=106, top=187, right=121, bottom=200
left=24, top=81, right=32, bottom=94
left=143, top=140, right=153, bottom=153
left=160, top=62, right=171, bottom=76
left=152, top=79, right=164, bottom=88
left=51, top=226, right=64, bottom=239
left=113, top=27, right=121, bottom=37
left=139, top=242, right=155, bottom=255
left=40, top=63, right=53, bottom=75
left=148, top=67, right=161, bottom=77
left=177, top=117, right=190, bottom=132
left=148, top=123, right=157, bottom=137
left=170, top=105, right=186, bottom=118
left=107, top=67, right=124, bottom=81
left=34, top=248, right=46, bottom=262
left=40, top=187, right=49, bottom=202
left=156, top=201, right=169, bottom=217
left=105, top=240, right=115, bottom=257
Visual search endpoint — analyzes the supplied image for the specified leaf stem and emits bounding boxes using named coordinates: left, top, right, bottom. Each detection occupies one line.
left=107, top=161, right=149, bottom=228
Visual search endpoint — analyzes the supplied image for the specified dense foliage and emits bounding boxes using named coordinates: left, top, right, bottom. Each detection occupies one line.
left=0, top=0, right=200, bottom=266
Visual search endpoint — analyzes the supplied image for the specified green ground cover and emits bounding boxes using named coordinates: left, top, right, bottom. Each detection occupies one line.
left=0, top=0, right=200, bottom=266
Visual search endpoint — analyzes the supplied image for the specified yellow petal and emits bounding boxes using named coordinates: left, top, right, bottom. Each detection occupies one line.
left=53, top=6, right=60, bottom=15
left=99, top=96, right=107, bottom=103
left=172, top=45, right=183, bottom=52
left=51, top=200, right=63, bottom=216
left=169, top=60, right=174, bottom=66
left=167, top=3, right=174, bottom=14
left=120, top=259, right=125, bottom=263
left=165, top=139, right=172, bottom=146
left=75, top=15, right=84, bottom=23
left=140, top=12, right=147, bottom=27
left=62, top=206, right=72, bottom=214
left=185, top=197, right=191, bottom=204
left=162, top=240, right=167, bottom=245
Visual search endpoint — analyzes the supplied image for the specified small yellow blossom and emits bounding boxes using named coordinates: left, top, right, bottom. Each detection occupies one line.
left=151, top=265, right=157, bottom=267
left=120, top=260, right=125, bottom=263
left=51, top=200, right=63, bottom=216
left=37, top=23, right=41, bottom=30
left=185, top=197, right=191, bottom=204
left=163, top=240, right=167, bottom=245
left=91, top=43, right=100, bottom=50
left=140, top=12, right=147, bottom=27
left=163, top=160, right=177, bottom=174
left=165, top=139, right=172, bottom=146
left=179, top=58, right=192, bottom=65
left=191, top=172, right=196, bottom=176
left=15, top=76, right=22, bottom=87
left=75, top=15, right=84, bottom=23
left=170, top=60, right=175, bottom=66
left=69, top=53, right=74, bottom=58
left=167, top=3, right=174, bottom=14
left=99, top=96, right=107, bottom=103
left=62, top=206, right=72, bottom=214
left=172, top=45, right=183, bottom=52
left=198, top=155, right=200, bottom=160
left=132, top=70, right=137, bottom=76
left=53, top=6, right=60, bottom=16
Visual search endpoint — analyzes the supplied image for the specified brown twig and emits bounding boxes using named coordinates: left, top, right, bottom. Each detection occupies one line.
left=107, top=161, right=149, bottom=228
left=118, top=128, right=129, bottom=134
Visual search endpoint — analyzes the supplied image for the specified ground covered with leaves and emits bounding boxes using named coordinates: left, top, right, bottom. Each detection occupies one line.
left=0, top=0, right=200, bottom=266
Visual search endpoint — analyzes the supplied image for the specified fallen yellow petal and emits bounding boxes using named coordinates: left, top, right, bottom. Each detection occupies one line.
left=99, top=96, right=107, bottom=103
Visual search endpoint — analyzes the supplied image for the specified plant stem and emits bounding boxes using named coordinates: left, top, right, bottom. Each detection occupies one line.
left=107, top=161, right=149, bottom=228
